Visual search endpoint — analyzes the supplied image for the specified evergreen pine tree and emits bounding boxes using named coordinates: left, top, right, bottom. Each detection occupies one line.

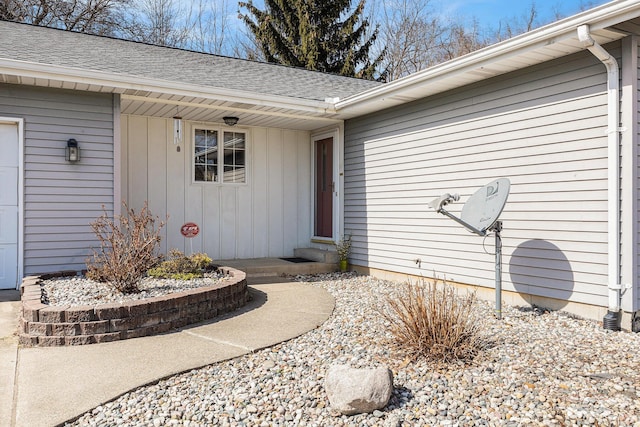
left=239, top=0, right=383, bottom=80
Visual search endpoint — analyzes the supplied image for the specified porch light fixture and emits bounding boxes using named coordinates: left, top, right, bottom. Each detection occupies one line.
left=173, top=116, right=183, bottom=145
left=65, top=138, right=80, bottom=163
left=223, top=116, right=239, bottom=126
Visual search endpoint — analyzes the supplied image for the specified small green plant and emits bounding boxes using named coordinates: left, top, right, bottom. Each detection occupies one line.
left=335, top=235, right=352, bottom=261
left=147, top=249, right=214, bottom=279
left=382, top=279, right=488, bottom=364
left=86, top=202, right=165, bottom=294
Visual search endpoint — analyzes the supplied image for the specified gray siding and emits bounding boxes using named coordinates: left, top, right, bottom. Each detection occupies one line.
left=344, top=48, right=615, bottom=307
left=0, top=84, right=114, bottom=275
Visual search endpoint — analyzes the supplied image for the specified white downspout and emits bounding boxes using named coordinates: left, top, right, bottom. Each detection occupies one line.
left=577, top=25, right=622, bottom=326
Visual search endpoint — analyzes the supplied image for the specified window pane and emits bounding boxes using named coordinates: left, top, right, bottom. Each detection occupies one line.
left=194, top=129, right=218, bottom=181
left=195, top=130, right=206, bottom=151
left=224, top=132, right=245, bottom=149
left=224, top=165, right=245, bottom=183
left=218, top=131, right=246, bottom=183
left=237, top=167, right=246, bottom=183
left=223, top=149, right=234, bottom=166
left=195, top=165, right=206, bottom=181
left=234, top=151, right=245, bottom=166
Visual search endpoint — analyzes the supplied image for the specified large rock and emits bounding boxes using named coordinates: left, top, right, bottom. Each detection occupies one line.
left=324, top=364, right=393, bottom=415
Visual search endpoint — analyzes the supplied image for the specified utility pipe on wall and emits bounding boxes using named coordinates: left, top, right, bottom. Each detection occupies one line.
left=577, top=25, right=622, bottom=330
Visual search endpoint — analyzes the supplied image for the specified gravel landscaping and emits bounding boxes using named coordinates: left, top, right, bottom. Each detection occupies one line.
left=66, top=272, right=640, bottom=426
left=41, top=273, right=228, bottom=307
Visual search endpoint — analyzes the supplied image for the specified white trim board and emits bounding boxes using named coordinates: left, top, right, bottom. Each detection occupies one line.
left=0, top=116, right=24, bottom=289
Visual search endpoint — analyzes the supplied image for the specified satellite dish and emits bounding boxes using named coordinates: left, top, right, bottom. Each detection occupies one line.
left=428, top=177, right=511, bottom=320
left=461, top=178, right=510, bottom=234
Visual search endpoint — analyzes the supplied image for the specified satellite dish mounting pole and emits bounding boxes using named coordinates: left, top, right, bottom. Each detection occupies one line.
left=429, top=178, right=511, bottom=321
left=492, top=221, right=503, bottom=320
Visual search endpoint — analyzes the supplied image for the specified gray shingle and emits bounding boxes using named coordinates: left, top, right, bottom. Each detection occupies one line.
left=0, top=20, right=382, bottom=102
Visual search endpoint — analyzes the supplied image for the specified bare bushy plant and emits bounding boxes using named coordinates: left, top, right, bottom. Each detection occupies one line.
left=382, top=279, right=488, bottom=364
left=86, top=202, right=165, bottom=293
left=147, top=249, right=215, bottom=280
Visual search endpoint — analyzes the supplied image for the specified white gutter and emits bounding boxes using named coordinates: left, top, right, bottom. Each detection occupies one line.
left=120, top=94, right=341, bottom=123
left=0, top=58, right=337, bottom=116
left=577, top=25, right=622, bottom=316
left=336, top=0, right=640, bottom=115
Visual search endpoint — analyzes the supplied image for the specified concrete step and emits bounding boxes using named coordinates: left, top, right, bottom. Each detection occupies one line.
left=294, top=248, right=339, bottom=264
left=218, top=258, right=337, bottom=278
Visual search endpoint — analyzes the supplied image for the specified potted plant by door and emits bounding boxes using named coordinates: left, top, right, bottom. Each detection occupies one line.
left=335, top=235, right=352, bottom=272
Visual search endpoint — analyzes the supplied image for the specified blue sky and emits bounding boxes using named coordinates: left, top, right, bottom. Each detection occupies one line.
left=444, top=0, right=610, bottom=28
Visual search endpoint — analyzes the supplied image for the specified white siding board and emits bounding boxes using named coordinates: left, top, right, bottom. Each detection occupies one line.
left=203, top=185, right=221, bottom=259
left=344, top=48, right=612, bottom=308
left=186, top=184, right=204, bottom=253
left=236, top=180, right=254, bottom=259
left=267, top=129, right=284, bottom=257
left=252, top=127, right=269, bottom=258
left=146, top=117, right=168, bottom=254
left=220, top=188, right=237, bottom=259
left=164, top=122, right=185, bottom=254
left=121, top=117, right=312, bottom=261
left=297, top=135, right=312, bottom=248
left=127, top=115, right=148, bottom=209
left=282, top=131, right=299, bottom=256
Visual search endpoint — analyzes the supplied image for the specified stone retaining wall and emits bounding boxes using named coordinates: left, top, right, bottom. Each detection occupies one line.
left=19, top=267, right=249, bottom=347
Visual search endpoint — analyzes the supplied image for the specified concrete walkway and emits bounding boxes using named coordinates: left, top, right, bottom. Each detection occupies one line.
left=0, top=290, right=20, bottom=427
left=1, top=278, right=334, bottom=427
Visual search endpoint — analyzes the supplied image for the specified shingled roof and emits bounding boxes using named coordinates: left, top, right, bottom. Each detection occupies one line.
left=0, top=20, right=383, bottom=130
left=0, top=20, right=380, bottom=102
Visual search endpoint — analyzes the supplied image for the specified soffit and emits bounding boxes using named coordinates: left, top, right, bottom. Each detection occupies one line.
left=0, top=71, right=343, bottom=131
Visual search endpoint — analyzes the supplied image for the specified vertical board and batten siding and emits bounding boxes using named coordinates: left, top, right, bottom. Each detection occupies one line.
left=344, top=48, right=616, bottom=308
left=121, top=116, right=312, bottom=259
left=0, top=84, right=114, bottom=274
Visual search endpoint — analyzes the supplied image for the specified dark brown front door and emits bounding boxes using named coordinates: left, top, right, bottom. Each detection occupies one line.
left=315, top=137, right=333, bottom=238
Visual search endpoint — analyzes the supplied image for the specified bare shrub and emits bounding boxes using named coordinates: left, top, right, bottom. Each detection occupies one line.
left=86, top=202, right=165, bottom=293
left=382, top=279, right=488, bottom=364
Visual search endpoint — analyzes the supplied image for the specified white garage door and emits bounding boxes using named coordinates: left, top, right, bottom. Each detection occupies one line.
left=0, top=123, right=19, bottom=289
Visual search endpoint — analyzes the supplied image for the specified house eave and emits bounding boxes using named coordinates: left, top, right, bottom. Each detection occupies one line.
left=0, top=58, right=342, bottom=131
left=335, top=0, right=640, bottom=118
